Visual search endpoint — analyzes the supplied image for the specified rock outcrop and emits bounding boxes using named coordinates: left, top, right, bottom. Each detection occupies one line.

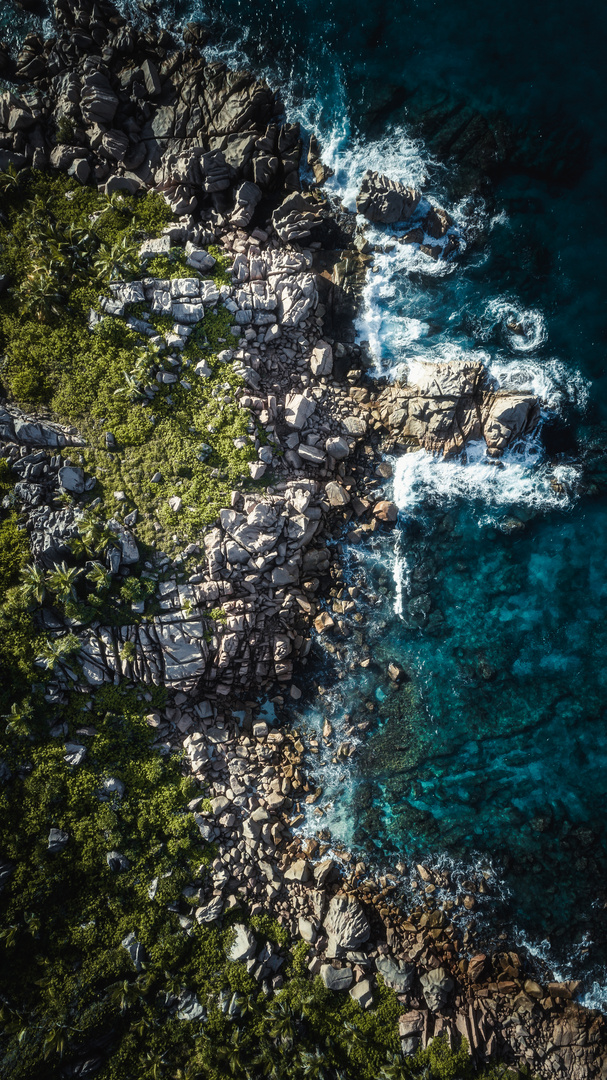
left=377, top=358, right=540, bottom=456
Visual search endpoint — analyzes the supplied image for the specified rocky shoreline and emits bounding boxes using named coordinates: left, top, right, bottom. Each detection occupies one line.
left=0, top=2, right=605, bottom=1078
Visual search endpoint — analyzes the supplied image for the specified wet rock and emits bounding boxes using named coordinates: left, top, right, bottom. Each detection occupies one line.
left=356, top=170, right=421, bottom=224
left=314, top=611, right=335, bottom=634
left=373, top=499, right=398, bottom=523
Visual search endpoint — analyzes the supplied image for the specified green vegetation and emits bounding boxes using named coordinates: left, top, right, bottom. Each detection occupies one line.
left=0, top=169, right=532, bottom=1080
left=0, top=171, right=258, bottom=548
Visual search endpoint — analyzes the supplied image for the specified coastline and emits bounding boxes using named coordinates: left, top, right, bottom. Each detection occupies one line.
left=0, top=2, right=605, bottom=1077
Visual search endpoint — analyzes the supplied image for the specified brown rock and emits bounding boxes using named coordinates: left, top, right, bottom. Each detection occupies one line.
left=374, top=500, right=398, bottom=523
left=314, top=612, right=335, bottom=634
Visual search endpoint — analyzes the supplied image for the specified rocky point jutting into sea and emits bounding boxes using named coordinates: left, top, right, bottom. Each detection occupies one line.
left=0, top=1, right=606, bottom=1078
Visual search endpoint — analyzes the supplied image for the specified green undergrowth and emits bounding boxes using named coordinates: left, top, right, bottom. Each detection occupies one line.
left=0, top=170, right=262, bottom=549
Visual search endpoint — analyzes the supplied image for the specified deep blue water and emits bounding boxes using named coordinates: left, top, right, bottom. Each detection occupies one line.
left=7, top=0, right=607, bottom=1000
left=186, top=0, right=607, bottom=997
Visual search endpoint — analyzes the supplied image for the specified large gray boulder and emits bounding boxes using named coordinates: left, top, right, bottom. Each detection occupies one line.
left=272, top=192, right=320, bottom=243
left=356, top=170, right=421, bottom=224
left=227, top=923, right=257, bottom=962
left=320, top=964, right=353, bottom=991
left=47, top=828, right=69, bottom=853
left=284, top=392, right=316, bottom=429
left=376, top=956, right=416, bottom=992
left=324, top=894, right=370, bottom=956
left=420, top=966, right=454, bottom=1012
left=59, top=466, right=85, bottom=494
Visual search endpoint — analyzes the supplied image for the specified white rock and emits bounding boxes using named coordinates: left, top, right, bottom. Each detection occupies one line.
left=58, top=465, right=85, bottom=494
left=227, top=923, right=257, bottom=962
left=310, top=340, right=333, bottom=376
left=284, top=392, right=316, bottom=429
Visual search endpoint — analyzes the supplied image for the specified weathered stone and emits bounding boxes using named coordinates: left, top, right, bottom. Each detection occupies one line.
left=420, top=966, right=454, bottom=1012
left=325, top=481, right=350, bottom=507
left=58, top=465, right=84, bottom=494
left=350, top=979, right=373, bottom=1009
left=324, top=894, right=370, bottom=954
left=106, top=851, right=130, bottom=872
left=373, top=500, right=398, bottom=523
left=284, top=859, right=311, bottom=883
left=376, top=957, right=415, bottom=992
left=320, top=964, right=353, bottom=991
left=195, top=895, right=224, bottom=923
left=298, top=917, right=318, bottom=943
left=284, top=392, right=316, bottom=429
left=47, top=828, right=69, bottom=853
left=325, top=436, right=350, bottom=461
left=356, top=170, right=421, bottom=224
left=314, top=611, right=334, bottom=634
left=310, top=341, right=333, bottom=376
left=227, top=923, right=257, bottom=962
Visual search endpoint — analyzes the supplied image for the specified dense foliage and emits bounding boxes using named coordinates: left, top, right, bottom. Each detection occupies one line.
left=0, top=169, right=258, bottom=545
left=0, top=169, right=531, bottom=1078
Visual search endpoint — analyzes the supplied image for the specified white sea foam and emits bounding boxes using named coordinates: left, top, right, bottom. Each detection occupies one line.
left=393, top=442, right=581, bottom=516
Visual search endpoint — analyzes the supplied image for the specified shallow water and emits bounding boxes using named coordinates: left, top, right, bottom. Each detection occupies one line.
left=9, top=0, right=607, bottom=1003
left=183, top=0, right=607, bottom=998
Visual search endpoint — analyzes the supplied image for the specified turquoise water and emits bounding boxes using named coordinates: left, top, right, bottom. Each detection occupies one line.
left=188, top=0, right=607, bottom=996
left=9, top=0, right=607, bottom=998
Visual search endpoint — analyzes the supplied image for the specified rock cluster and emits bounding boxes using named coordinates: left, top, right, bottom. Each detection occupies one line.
left=355, top=170, right=460, bottom=260
left=377, top=358, right=540, bottom=457
left=1, top=0, right=310, bottom=226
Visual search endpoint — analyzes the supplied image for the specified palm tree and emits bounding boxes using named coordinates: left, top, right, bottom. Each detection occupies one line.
left=109, top=975, right=150, bottom=1015
left=267, top=999, right=297, bottom=1050
left=20, top=270, right=65, bottom=322
left=86, top=561, right=112, bottom=592
left=78, top=519, right=116, bottom=557
left=19, top=564, right=47, bottom=606
left=47, top=562, right=80, bottom=602
left=3, top=701, right=34, bottom=739
left=94, top=235, right=139, bottom=283
left=215, top=1028, right=250, bottom=1077
left=0, top=165, right=22, bottom=196
left=36, top=633, right=81, bottom=671
left=42, top=1022, right=79, bottom=1060
left=300, top=1049, right=329, bottom=1080
left=145, top=1050, right=167, bottom=1079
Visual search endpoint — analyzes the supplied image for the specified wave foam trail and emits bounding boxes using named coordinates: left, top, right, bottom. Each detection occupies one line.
left=392, top=442, right=581, bottom=516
